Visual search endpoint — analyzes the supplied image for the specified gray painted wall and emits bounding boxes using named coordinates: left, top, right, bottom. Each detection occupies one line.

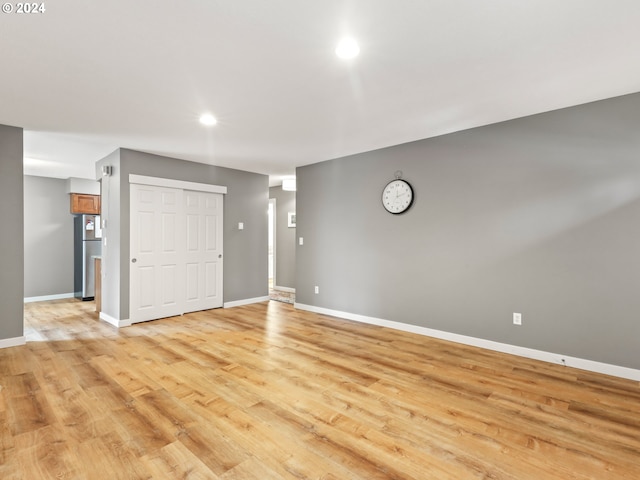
left=95, top=150, right=121, bottom=321
left=296, top=93, right=640, bottom=370
left=0, top=124, right=24, bottom=340
left=97, top=149, right=268, bottom=321
left=269, top=187, right=296, bottom=289
left=24, top=176, right=74, bottom=298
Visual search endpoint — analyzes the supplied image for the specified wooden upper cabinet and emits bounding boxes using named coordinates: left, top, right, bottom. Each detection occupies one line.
left=70, top=193, right=101, bottom=214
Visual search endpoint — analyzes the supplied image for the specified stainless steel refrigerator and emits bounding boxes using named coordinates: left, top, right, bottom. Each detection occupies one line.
left=74, top=214, right=102, bottom=300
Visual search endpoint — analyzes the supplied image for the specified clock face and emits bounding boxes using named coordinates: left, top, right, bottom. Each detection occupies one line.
left=382, top=179, right=414, bottom=214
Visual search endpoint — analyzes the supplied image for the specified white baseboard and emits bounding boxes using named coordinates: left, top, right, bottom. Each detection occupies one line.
left=103, top=298, right=270, bottom=326
left=24, top=293, right=74, bottom=303
left=224, top=296, right=270, bottom=308
left=273, top=286, right=296, bottom=293
left=294, top=303, right=640, bottom=382
left=99, top=312, right=132, bottom=328
left=0, top=336, right=26, bottom=349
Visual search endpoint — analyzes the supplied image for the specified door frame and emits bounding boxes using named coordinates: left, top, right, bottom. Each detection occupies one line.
left=268, top=197, right=276, bottom=291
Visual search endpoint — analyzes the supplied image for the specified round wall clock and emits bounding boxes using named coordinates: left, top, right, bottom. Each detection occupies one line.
left=382, top=178, right=414, bottom=214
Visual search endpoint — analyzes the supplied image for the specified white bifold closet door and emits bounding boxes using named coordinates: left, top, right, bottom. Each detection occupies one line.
left=130, top=184, right=223, bottom=324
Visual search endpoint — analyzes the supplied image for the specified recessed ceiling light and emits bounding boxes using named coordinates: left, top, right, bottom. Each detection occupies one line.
left=199, top=113, right=217, bottom=126
left=335, top=37, right=360, bottom=59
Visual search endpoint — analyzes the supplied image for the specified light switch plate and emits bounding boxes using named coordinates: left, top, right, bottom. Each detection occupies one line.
left=513, top=312, right=522, bottom=325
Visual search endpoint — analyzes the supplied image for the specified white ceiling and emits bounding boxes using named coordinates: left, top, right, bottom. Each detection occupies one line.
left=3, top=1, right=640, bottom=185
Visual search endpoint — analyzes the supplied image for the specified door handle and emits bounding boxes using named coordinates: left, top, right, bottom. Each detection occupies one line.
left=218, top=254, right=222, bottom=258
left=132, top=258, right=137, bottom=263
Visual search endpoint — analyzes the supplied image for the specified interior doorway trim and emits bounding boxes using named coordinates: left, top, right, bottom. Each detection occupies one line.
left=268, top=198, right=276, bottom=289
left=129, top=174, right=227, bottom=194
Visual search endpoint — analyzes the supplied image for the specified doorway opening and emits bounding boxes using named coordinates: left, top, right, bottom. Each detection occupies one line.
left=268, top=195, right=295, bottom=304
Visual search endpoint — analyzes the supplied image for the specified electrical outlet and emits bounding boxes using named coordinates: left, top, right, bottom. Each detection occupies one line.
left=513, top=312, right=522, bottom=325
left=314, top=286, right=319, bottom=294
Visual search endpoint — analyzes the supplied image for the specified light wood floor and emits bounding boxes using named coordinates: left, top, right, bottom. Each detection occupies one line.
left=1, top=299, right=639, bottom=479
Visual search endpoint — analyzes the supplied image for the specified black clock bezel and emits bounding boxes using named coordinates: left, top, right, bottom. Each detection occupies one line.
left=381, top=179, right=414, bottom=215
